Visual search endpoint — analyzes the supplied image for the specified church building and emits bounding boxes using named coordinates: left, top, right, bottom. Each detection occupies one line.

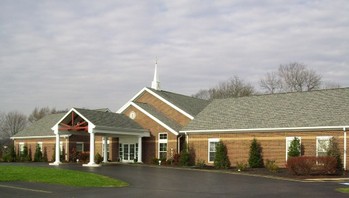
left=12, top=63, right=349, bottom=169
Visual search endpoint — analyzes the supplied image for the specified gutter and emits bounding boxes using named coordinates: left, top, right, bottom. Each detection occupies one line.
left=11, top=135, right=71, bottom=140
left=180, top=126, right=349, bottom=134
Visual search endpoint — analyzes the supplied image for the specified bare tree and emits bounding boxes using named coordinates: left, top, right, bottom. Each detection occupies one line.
left=28, top=107, right=57, bottom=123
left=259, top=72, right=282, bottom=94
left=260, top=63, right=322, bottom=93
left=0, top=111, right=27, bottom=138
left=193, top=76, right=255, bottom=100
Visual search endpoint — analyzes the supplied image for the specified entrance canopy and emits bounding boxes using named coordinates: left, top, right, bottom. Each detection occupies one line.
left=50, top=108, right=149, bottom=166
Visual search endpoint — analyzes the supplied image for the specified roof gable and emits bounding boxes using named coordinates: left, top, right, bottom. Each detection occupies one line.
left=182, top=88, right=349, bottom=132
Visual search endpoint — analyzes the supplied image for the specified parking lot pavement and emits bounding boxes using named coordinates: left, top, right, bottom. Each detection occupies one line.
left=0, top=163, right=348, bottom=198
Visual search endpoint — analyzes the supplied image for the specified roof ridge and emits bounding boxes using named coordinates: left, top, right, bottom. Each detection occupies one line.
left=213, top=87, right=349, bottom=102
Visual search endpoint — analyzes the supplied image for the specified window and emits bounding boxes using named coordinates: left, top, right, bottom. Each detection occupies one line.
left=59, top=141, right=63, bottom=155
left=286, top=137, right=301, bottom=161
left=76, top=142, right=84, bottom=152
left=119, top=143, right=123, bottom=161
left=208, top=138, right=220, bottom=163
left=102, top=139, right=110, bottom=158
left=37, top=142, right=43, bottom=152
left=158, top=133, right=168, bottom=159
left=19, top=142, right=25, bottom=155
left=316, top=136, right=332, bottom=157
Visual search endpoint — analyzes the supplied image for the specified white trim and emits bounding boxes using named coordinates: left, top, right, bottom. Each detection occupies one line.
left=208, top=138, right=220, bottom=163
left=158, top=133, right=168, bottom=159
left=51, top=108, right=96, bottom=132
left=131, top=102, right=179, bottom=135
left=116, top=87, right=194, bottom=120
left=37, top=142, right=43, bottom=152
left=145, top=88, right=194, bottom=120
left=181, top=126, right=349, bottom=134
left=285, top=137, right=301, bottom=161
left=117, top=88, right=147, bottom=113
left=11, top=135, right=70, bottom=140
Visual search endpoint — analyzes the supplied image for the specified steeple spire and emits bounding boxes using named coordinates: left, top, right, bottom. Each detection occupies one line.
left=151, top=59, right=160, bottom=90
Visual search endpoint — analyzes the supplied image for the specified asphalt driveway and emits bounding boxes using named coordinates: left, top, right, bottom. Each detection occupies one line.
left=0, top=163, right=348, bottom=198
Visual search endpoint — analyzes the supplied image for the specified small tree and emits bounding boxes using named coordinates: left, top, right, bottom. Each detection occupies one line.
left=327, top=137, right=343, bottom=172
left=28, top=147, right=32, bottom=162
left=288, top=137, right=301, bottom=157
left=248, top=138, right=263, bottom=168
left=21, top=145, right=29, bottom=162
left=34, top=144, right=43, bottom=162
left=214, top=141, right=230, bottom=169
left=43, top=147, right=48, bottom=162
left=179, top=143, right=191, bottom=166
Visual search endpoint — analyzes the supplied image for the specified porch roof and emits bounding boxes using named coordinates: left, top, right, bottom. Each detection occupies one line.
left=56, top=108, right=149, bottom=136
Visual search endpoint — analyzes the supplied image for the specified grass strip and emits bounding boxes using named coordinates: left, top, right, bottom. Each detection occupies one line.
left=0, top=166, right=128, bottom=187
left=337, top=188, right=349, bottom=193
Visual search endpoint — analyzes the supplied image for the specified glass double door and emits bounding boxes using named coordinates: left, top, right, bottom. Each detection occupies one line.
left=120, top=143, right=137, bottom=162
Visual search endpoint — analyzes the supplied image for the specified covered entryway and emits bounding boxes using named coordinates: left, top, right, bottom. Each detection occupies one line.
left=49, top=108, right=150, bottom=167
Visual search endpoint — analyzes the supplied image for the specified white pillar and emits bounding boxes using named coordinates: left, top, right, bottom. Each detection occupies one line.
left=137, top=136, right=142, bottom=163
left=83, top=131, right=100, bottom=167
left=103, top=136, right=108, bottom=163
left=49, top=131, right=61, bottom=166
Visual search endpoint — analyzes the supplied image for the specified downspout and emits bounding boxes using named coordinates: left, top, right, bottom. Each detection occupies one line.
left=177, top=135, right=182, bottom=154
left=344, top=127, right=347, bottom=170
left=185, top=132, right=189, bottom=152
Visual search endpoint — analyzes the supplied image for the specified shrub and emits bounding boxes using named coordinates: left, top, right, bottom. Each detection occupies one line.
left=214, top=141, right=230, bottom=169
left=287, top=156, right=337, bottom=175
left=79, top=152, right=90, bottom=163
left=248, top=138, right=264, bottom=168
left=34, top=144, right=43, bottom=162
left=95, top=153, right=103, bottom=164
left=2, top=145, right=16, bottom=162
left=152, top=158, right=160, bottom=165
left=288, top=137, right=301, bottom=157
left=173, top=154, right=181, bottom=166
left=327, top=137, right=343, bottom=173
left=196, top=159, right=206, bottom=168
left=265, top=159, right=279, bottom=172
left=236, top=161, right=248, bottom=171
left=43, top=147, right=48, bottom=162
left=179, top=149, right=191, bottom=166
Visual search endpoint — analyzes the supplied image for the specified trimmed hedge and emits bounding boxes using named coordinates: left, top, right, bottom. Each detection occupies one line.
left=287, top=156, right=337, bottom=175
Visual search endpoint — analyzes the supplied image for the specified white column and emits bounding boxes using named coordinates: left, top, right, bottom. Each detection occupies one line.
left=50, top=131, right=61, bottom=166
left=137, top=136, right=142, bottom=163
left=103, top=136, right=108, bottom=163
left=83, top=131, right=100, bottom=167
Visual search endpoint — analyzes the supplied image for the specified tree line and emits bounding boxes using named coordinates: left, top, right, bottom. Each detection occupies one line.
left=0, top=107, right=67, bottom=145
left=193, top=62, right=340, bottom=100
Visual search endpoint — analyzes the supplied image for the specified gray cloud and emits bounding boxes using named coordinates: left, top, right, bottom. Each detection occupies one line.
left=0, top=0, right=348, bottom=115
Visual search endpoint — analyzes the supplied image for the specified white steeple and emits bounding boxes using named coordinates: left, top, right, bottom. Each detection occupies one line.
left=151, top=59, right=160, bottom=90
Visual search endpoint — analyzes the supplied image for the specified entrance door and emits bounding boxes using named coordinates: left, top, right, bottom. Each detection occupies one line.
left=119, top=144, right=138, bottom=162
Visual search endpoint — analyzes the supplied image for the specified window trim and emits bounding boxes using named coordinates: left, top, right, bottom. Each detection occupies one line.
left=76, top=142, right=84, bottom=152
left=158, top=133, right=168, bottom=159
left=19, top=142, right=25, bottom=154
left=316, top=136, right=332, bottom=157
left=285, top=137, right=301, bottom=161
left=208, top=138, right=220, bottom=163
left=37, top=142, right=43, bottom=152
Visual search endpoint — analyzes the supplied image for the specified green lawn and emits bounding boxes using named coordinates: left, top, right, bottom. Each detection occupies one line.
left=337, top=188, right=349, bottom=193
left=0, top=166, right=128, bottom=187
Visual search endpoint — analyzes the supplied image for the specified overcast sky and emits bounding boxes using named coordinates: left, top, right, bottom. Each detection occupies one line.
left=1, top=0, right=348, bottom=115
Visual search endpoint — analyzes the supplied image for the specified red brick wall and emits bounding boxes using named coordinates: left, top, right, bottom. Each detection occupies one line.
left=187, top=130, right=349, bottom=169
left=124, top=106, right=179, bottom=163
left=136, top=91, right=191, bottom=126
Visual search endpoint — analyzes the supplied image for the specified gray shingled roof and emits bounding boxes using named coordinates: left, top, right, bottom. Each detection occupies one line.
left=147, top=87, right=210, bottom=117
left=182, top=88, right=349, bottom=131
left=134, top=102, right=182, bottom=131
left=73, top=108, right=145, bottom=131
left=13, top=113, right=65, bottom=137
